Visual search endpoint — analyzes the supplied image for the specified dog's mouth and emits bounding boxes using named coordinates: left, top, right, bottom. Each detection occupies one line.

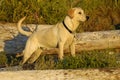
left=79, top=16, right=89, bottom=22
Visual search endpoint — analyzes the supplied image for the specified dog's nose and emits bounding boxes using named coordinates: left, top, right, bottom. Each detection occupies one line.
left=86, top=16, right=89, bottom=20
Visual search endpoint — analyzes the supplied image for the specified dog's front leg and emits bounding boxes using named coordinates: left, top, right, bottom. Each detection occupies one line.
left=70, top=38, right=76, bottom=57
left=58, top=42, right=64, bottom=60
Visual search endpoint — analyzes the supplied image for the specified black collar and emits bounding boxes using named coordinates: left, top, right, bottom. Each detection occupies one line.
left=62, top=21, right=73, bottom=33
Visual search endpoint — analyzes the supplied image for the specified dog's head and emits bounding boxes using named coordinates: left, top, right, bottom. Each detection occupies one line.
left=68, top=7, right=89, bottom=22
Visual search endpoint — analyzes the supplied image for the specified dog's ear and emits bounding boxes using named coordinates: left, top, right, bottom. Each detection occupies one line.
left=68, top=8, right=75, bottom=18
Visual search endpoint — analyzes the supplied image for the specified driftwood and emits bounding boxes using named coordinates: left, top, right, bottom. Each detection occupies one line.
left=42, top=30, right=120, bottom=54
left=0, top=69, right=120, bottom=80
left=0, top=23, right=120, bottom=54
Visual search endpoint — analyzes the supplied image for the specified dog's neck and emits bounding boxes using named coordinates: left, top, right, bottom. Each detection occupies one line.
left=64, top=16, right=80, bottom=32
left=62, top=20, right=73, bottom=33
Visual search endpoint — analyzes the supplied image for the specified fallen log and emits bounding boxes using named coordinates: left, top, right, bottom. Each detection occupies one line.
left=0, top=23, right=120, bottom=54
left=0, top=69, right=120, bottom=80
left=42, top=30, right=120, bottom=54
left=76, top=30, right=120, bottom=50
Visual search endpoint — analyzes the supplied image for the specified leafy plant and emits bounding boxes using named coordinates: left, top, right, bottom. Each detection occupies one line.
left=0, top=0, right=120, bottom=31
left=34, top=55, right=58, bottom=70
left=0, top=52, right=8, bottom=67
left=35, top=49, right=120, bottom=69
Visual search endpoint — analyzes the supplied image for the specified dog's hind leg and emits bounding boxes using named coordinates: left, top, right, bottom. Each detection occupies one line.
left=28, top=48, right=42, bottom=64
left=22, top=39, right=39, bottom=64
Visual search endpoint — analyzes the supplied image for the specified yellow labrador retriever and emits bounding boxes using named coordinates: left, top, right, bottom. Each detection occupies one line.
left=17, top=7, right=89, bottom=64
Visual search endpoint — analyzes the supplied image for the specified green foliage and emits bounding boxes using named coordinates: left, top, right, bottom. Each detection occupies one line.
left=7, top=54, right=22, bottom=66
left=0, top=0, right=70, bottom=24
left=39, top=0, right=69, bottom=24
left=35, top=50, right=120, bottom=70
left=0, top=52, right=7, bottom=66
left=34, top=55, right=57, bottom=69
left=76, top=0, right=120, bottom=32
left=56, top=51, right=118, bottom=69
left=0, top=0, right=120, bottom=31
left=0, top=50, right=119, bottom=69
left=0, top=51, right=22, bottom=67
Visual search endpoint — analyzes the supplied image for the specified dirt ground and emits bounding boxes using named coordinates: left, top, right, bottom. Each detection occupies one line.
left=0, top=67, right=120, bottom=80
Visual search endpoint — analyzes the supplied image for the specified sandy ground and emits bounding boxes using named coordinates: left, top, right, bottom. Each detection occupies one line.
left=0, top=68, right=120, bottom=80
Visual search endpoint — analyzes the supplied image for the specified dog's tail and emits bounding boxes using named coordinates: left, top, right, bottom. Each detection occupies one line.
left=17, top=16, right=32, bottom=36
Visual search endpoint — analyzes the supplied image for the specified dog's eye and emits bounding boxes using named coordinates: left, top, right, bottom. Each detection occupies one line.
left=78, top=12, right=81, bottom=14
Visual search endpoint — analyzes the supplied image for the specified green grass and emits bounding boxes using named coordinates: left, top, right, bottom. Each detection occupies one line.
left=0, top=0, right=120, bottom=32
left=0, top=49, right=119, bottom=69
left=35, top=49, right=120, bottom=70
left=0, top=52, right=7, bottom=67
left=0, top=52, right=22, bottom=67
